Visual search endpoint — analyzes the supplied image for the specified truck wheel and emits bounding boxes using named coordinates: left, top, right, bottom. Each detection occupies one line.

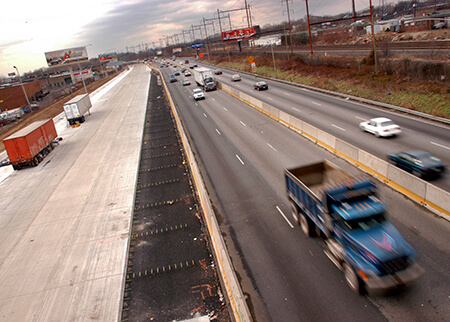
left=290, top=201, right=299, bottom=224
left=343, top=263, right=364, bottom=295
left=12, top=164, right=20, bottom=170
left=300, top=212, right=315, bottom=237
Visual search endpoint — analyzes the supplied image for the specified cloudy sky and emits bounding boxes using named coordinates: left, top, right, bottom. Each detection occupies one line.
left=0, top=0, right=381, bottom=77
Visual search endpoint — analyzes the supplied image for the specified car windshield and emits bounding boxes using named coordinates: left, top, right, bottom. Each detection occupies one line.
left=339, top=213, right=387, bottom=231
left=413, top=153, right=441, bottom=165
left=381, top=120, right=394, bottom=126
left=193, top=89, right=202, bottom=93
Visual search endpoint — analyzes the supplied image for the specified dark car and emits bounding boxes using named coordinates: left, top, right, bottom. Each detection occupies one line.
left=254, top=81, right=268, bottom=90
left=181, top=67, right=187, bottom=73
left=169, top=75, right=177, bottom=83
left=190, top=65, right=195, bottom=69
left=214, top=69, right=223, bottom=75
left=388, top=150, right=446, bottom=178
left=174, top=71, right=180, bottom=76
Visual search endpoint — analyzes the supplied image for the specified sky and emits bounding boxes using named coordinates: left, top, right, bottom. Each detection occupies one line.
left=0, top=0, right=385, bottom=77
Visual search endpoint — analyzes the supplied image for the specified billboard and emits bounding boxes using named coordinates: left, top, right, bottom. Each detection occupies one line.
left=222, top=26, right=259, bottom=42
left=156, top=50, right=163, bottom=56
left=98, top=52, right=118, bottom=62
left=172, top=47, right=182, bottom=54
left=45, top=46, right=88, bottom=67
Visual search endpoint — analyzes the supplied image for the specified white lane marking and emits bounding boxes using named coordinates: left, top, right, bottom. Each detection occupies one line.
left=283, top=92, right=291, bottom=96
left=236, top=154, right=244, bottom=165
left=203, top=113, right=207, bottom=118
left=431, top=141, right=450, bottom=151
left=355, top=116, right=366, bottom=121
left=223, top=107, right=228, bottom=111
left=312, top=101, right=321, bottom=106
left=240, top=121, right=246, bottom=127
left=195, top=103, right=198, bottom=106
left=216, top=129, right=221, bottom=135
left=276, top=206, right=294, bottom=228
left=267, top=97, right=273, bottom=101
left=292, top=107, right=301, bottom=112
left=267, top=143, right=277, bottom=152
left=212, top=98, right=216, bottom=101
left=332, top=124, right=346, bottom=132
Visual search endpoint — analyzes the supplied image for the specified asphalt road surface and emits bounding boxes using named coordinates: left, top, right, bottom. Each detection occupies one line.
left=158, top=61, right=450, bottom=321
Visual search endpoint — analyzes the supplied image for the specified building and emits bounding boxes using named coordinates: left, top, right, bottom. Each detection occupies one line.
left=0, top=81, right=41, bottom=112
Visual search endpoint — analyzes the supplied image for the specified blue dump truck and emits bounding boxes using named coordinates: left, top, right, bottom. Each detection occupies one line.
left=285, top=160, right=424, bottom=294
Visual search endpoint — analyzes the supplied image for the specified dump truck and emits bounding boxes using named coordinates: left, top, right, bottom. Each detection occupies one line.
left=285, top=160, right=424, bottom=294
left=63, top=94, right=92, bottom=125
left=3, top=119, right=58, bottom=170
left=193, top=67, right=216, bottom=91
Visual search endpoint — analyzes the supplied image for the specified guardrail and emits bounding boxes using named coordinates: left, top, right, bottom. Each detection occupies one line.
left=217, top=80, right=450, bottom=219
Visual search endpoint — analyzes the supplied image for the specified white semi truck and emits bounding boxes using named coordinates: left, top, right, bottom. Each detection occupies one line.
left=193, top=67, right=216, bottom=91
left=63, top=94, right=92, bottom=125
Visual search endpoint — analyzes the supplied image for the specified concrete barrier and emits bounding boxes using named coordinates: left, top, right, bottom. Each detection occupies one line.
left=358, top=150, right=388, bottom=179
left=317, top=130, right=336, bottom=150
left=425, top=184, right=450, bottom=215
left=336, top=139, right=359, bottom=162
left=161, top=74, right=252, bottom=321
left=215, top=80, right=450, bottom=218
left=387, top=165, right=428, bottom=199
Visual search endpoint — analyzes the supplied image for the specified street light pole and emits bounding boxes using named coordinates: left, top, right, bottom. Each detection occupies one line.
left=13, top=66, right=30, bottom=106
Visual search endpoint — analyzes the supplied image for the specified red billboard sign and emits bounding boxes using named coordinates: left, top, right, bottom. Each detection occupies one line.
left=222, top=26, right=257, bottom=42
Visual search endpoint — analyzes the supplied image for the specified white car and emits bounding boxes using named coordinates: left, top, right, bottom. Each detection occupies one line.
left=359, top=117, right=401, bottom=137
left=231, top=74, right=241, bottom=81
left=192, top=88, right=205, bottom=101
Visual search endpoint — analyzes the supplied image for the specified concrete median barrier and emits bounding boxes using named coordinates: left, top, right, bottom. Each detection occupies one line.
left=216, top=80, right=449, bottom=219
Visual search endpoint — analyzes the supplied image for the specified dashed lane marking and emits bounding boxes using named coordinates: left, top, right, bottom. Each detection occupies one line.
left=276, top=206, right=294, bottom=228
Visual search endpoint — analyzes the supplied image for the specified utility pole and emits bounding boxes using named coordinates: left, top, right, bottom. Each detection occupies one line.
left=305, top=0, right=313, bottom=55
left=282, top=0, right=294, bottom=54
left=369, top=0, right=378, bottom=73
left=217, top=9, right=231, bottom=63
left=352, top=0, right=356, bottom=22
left=202, top=18, right=214, bottom=60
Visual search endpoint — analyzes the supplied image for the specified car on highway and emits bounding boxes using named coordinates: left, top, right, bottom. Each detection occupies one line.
left=359, top=117, right=401, bottom=137
left=388, top=150, right=446, bottom=178
left=174, top=71, right=180, bottom=76
left=185, top=71, right=192, bottom=76
left=182, top=79, right=191, bottom=86
left=231, top=74, right=241, bottom=81
left=254, top=81, right=268, bottom=90
left=169, top=75, right=177, bottom=83
left=189, top=65, right=195, bottom=69
left=181, top=67, right=187, bottom=72
left=214, top=69, right=223, bottom=75
left=192, top=88, right=205, bottom=100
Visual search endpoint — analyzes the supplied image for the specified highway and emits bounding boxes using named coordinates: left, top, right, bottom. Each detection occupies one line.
left=158, top=61, right=450, bottom=321
left=210, top=66, right=450, bottom=192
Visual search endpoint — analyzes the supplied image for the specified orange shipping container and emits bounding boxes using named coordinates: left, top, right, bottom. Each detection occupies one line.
left=3, top=119, right=58, bottom=169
